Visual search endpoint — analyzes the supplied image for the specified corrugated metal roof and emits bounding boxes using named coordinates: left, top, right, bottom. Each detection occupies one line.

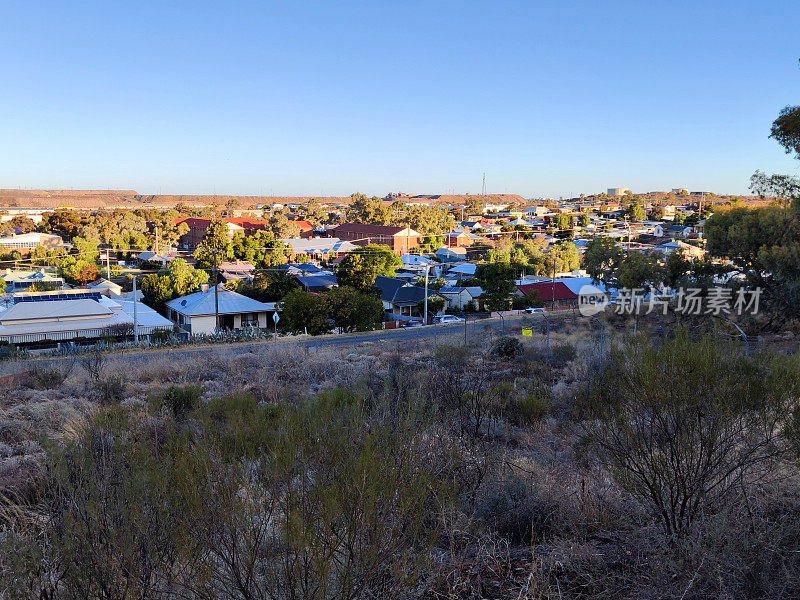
left=0, top=299, right=112, bottom=323
left=117, top=299, right=174, bottom=328
left=517, top=282, right=577, bottom=301
left=166, top=286, right=274, bottom=317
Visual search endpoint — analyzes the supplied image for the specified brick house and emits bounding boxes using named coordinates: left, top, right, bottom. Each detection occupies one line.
left=332, top=223, right=421, bottom=254
left=174, top=218, right=271, bottom=249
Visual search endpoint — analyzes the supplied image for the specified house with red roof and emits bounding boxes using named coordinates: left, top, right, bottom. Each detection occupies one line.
left=516, top=281, right=578, bottom=309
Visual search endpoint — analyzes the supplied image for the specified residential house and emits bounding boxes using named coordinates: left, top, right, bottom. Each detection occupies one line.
left=438, top=286, right=483, bottom=310
left=522, top=206, right=553, bottom=218
left=174, top=217, right=273, bottom=249
left=516, top=281, right=579, bottom=309
left=460, top=221, right=483, bottom=231
left=297, top=274, right=338, bottom=292
left=332, top=223, right=421, bottom=254
left=445, top=230, right=472, bottom=247
left=0, top=289, right=171, bottom=346
left=374, top=276, right=443, bottom=318
left=136, top=250, right=173, bottom=268
left=446, top=262, right=477, bottom=279
left=655, top=240, right=706, bottom=259
left=218, top=260, right=256, bottom=283
left=292, top=220, right=315, bottom=238
left=436, top=246, right=467, bottom=262
left=0, top=232, right=63, bottom=254
left=653, top=224, right=693, bottom=238
left=3, top=269, right=64, bottom=292
left=87, top=278, right=123, bottom=297
left=165, top=285, right=275, bottom=335
left=280, top=237, right=357, bottom=261
left=400, top=254, right=434, bottom=270
left=557, top=277, right=617, bottom=300
left=278, top=262, right=332, bottom=277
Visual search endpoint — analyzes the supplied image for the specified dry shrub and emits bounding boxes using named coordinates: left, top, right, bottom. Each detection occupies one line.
left=27, top=360, right=74, bottom=390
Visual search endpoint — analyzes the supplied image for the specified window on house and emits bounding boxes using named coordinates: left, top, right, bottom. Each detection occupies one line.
left=241, top=312, right=259, bottom=327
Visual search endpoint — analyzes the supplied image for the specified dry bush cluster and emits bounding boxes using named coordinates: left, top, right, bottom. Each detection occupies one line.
left=0, top=327, right=798, bottom=599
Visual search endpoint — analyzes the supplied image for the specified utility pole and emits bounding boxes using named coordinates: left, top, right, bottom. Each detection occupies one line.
left=154, top=226, right=159, bottom=255
left=423, top=264, right=430, bottom=325
left=132, top=275, right=139, bottom=343
left=212, top=248, right=220, bottom=331
left=105, top=249, right=110, bottom=280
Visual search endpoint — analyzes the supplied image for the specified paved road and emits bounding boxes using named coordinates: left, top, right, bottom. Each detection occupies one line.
left=0, top=314, right=546, bottom=376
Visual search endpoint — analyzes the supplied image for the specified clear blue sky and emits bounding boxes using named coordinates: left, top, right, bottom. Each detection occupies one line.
left=1, top=0, right=799, bottom=198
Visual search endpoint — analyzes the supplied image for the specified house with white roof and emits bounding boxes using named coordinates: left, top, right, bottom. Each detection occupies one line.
left=0, top=289, right=172, bottom=346
left=435, top=247, right=468, bottom=262
left=3, top=269, right=64, bottom=292
left=165, top=285, right=276, bottom=335
left=446, top=262, right=477, bottom=278
left=0, top=232, right=63, bottom=253
left=87, top=278, right=123, bottom=297
left=438, top=286, right=483, bottom=310
left=281, top=237, right=357, bottom=260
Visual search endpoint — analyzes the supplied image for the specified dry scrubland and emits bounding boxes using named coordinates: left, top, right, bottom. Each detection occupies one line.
left=1, top=323, right=800, bottom=599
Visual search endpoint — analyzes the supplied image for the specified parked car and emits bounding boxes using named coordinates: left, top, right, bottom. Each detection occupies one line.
left=401, top=320, right=424, bottom=328
left=524, top=307, right=545, bottom=314
left=434, top=315, right=466, bottom=324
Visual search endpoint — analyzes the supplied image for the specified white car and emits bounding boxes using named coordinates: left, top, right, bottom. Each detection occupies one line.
left=434, top=315, right=466, bottom=324
left=524, top=307, right=545, bottom=314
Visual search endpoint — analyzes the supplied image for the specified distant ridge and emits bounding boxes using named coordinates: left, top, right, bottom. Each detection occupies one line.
left=0, top=190, right=528, bottom=210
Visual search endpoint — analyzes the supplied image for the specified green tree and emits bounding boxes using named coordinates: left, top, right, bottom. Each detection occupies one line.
left=140, top=258, right=210, bottom=311
left=625, top=202, right=646, bottom=222
left=544, top=241, right=580, bottom=276
left=617, top=249, right=664, bottom=290
left=239, top=270, right=300, bottom=302
left=750, top=170, right=800, bottom=207
left=279, top=289, right=332, bottom=335
left=705, top=204, right=800, bottom=320
left=416, top=296, right=446, bottom=317
left=193, top=219, right=232, bottom=269
left=476, top=262, right=516, bottom=311
left=324, top=286, right=384, bottom=332
left=583, top=237, right=624, bottom=287
left=9, top=215, right=36, bottom=233
left=38, top=209, right=87, bottom=241
left=648, top=205, right=665, bottom=220
left=400, top=205, right=454, bottom=236
left=337, top=244, right=402, bottom=290
left=578, top=213, right=590, bottom=227
left=267, top=212, right=300, bottom=238
left=60, top=259, right=100, bottom=285
left=230, top=230, right=288, bottom=267
left=302, top=197, right=327, bottom=225
left=555, top=213, right=574, bottom=231
left=465, top=196, right=485, bottom=215
left=770, top=103, right=800, bottom=160
left=346, top=193, right=391, bottom=225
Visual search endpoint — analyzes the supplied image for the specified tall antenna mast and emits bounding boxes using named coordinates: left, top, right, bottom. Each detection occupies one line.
left=481, top=172, right=486, bottom=196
